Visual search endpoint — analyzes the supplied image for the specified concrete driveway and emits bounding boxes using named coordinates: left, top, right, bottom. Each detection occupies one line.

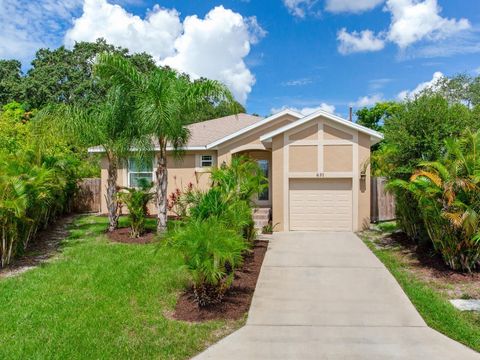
left=195, top=232, right=479, bottom=359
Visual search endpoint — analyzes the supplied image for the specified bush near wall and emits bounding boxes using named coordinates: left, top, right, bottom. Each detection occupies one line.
left=166, top=157, right=266, bottom=306
left=375, top=92, right=480, bottom=272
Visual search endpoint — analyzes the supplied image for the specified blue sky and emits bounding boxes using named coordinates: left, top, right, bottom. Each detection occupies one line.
left=1, top=0, right=479, bottom=118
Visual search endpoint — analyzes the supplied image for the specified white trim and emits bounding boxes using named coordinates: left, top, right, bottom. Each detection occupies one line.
left=205, top=109, right=303, bottom=150
left=88, top=145, right=208, bottom=153
left=283, top=132, right=289, bottom=231
left=318, top=122, right=324, bottom=173
left=260, top=109, right=383, bottom=144
left=230, top=143, right=268, bottom=153
left=288, top=172, right=353, bottom=178
left=352, top=132, right=359, bottom=231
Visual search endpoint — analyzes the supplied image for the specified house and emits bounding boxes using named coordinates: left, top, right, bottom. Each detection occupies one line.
left=89, top=109, right=383, bottom=232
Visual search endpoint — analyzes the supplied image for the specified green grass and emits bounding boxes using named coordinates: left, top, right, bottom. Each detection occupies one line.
left=376, top=221, right=399, bottom=233
left=0, top=216, right=242, bottom=360
left=361, top=232, right=480, bottom=353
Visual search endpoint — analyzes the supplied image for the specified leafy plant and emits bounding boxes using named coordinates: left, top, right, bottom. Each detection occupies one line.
left=118, top=179, right=154, bottom=238
left=389, top=130, right=480, bottom=272
left=210, top=156, right=267, bottom=203
left=168, top=218, right=247, bottom=307
left=166, top=182, right=195, bottom=220
left=262, top=222, right=279, bottom=234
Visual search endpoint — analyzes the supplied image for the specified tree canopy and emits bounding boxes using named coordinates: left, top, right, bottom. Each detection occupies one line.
left=0, top=39, right=247, bottom=123
left=355, top=101, right=401, bottom=132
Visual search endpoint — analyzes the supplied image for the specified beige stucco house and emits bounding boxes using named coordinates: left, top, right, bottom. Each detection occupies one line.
left=90, top=109, right=383, bottom=232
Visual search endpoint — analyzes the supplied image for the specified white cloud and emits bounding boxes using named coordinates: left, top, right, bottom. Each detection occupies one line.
left=350, top=94, right=383, bottom=107
left=162, top=6, right=265, bottom=104
left=64, top=1, right=265, bottom=104
left=336, top=0, right=472, bottom=56
left=386, top=0, right=471, bottom=49
left=65, top=0, right=182, bottom=59
left=281, top=78, right=313, bottom=86
left=369, top=78, right=393, bottom=90
left=325, top=0, right=384, bottom=13
left=283, top=0, right=319, bottom=18
left=475, top=67, right=480, bottom=75
left=272, top=103, right=336, bottom=116
left=337, top=28, right=385, bottom=54
left=0, top=0, right=82, bottom=62
left=397, top=71, right=444, bottom=100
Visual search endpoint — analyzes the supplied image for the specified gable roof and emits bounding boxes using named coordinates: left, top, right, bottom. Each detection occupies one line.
left=205, top=109, right=303, bottom=149
left=185, top=113, right=262, bottom=147
left=260, top=109, right=384, bottom=144
left=88, top=108, right=381, bottom=154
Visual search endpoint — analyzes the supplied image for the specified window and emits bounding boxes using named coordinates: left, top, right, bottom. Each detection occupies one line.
left=200, top=155, right=214, bottom=168
left=128, top=158, right=153, bottom=188
left=257, top=159, right=269, bottom=201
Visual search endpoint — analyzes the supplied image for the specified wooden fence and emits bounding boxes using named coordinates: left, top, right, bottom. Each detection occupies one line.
left=371, top=177, right=396, bottom=222
left=74, top=178, right=101, bottom=213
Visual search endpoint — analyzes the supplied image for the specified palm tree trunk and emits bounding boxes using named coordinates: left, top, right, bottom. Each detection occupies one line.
left=156, top=139, right=168, bottom=234
left=106, top=154, right=119, bottom=232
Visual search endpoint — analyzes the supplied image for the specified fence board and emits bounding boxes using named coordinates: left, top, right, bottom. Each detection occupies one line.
left=74, top=178, right=101, bottom=213
left=371, top=177, right=396, bottom=222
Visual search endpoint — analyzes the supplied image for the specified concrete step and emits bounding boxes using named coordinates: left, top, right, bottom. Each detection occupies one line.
left=252, top=208, right=271, bottom=231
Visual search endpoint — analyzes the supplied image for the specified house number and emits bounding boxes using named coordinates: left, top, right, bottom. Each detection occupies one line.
left=316, top=173, right=324, bottom=177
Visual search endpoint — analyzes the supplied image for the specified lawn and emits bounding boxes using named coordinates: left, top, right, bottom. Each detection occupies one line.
left=360, top=223, right=480, bottom=353
left=0, top=215, right=243, bottom=360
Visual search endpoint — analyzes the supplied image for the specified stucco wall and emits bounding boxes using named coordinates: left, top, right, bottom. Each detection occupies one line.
left=288, top=145, right=318, bottom=172
left=99, top=151, right=214, bottom=214
left=272, top=134, right=284, bottom=231
left=271, top=115, right=372, bottom=232
left=358, top=132, right=371, bottom=230
left=323, top=145, right=353, bottom=172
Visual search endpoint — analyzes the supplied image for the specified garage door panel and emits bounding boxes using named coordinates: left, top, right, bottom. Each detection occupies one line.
left=289, top=178, right=353, bottom=231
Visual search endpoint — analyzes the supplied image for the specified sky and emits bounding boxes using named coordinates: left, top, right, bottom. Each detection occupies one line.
left=1, top=0, right=480, bottom=118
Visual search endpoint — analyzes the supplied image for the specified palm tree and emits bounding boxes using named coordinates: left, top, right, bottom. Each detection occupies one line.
left=95, top=53, right=236, bottom=233
left=57, top=86, right=140, bottom=232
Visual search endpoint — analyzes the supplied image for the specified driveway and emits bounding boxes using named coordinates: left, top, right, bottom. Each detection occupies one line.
left=195, top=232, right=479, bottom=359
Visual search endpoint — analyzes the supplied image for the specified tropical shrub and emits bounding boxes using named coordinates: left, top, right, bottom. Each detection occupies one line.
left=168, top=217, right=247, bottom=306
left=210, top=156, right=267, bottom=203
left=0, top=102, right=83, bottom=267
left=209, top=156, right=266, bottom=242
left=377, top=93, right=476, bottom=243
left=389, top=131, right=480, bottom=272
left=118, top=179, right=154, bottom=238
left=167, top=182, right=195, bottom=220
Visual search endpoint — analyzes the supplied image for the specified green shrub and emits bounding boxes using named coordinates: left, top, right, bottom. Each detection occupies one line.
left=118, top=179, right=154, bottom=238
left=168, top=217, right=247, bottom=306
left=0, top=102, right=87, bottom=267
left=210, top=156, right=267, bottom=202
left=389, top=130, right=480, bottom=272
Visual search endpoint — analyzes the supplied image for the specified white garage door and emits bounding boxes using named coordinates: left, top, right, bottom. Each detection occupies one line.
left=289, top=178, right=353, bottom=231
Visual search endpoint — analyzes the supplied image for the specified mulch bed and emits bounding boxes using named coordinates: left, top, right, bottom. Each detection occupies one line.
left=173, top=240, right=268, bottom=322
left=106, top=227, right=155, bottom=244
left=377, top=230, right=480, bottom=298
left=0, top=215, right=77, bottom=278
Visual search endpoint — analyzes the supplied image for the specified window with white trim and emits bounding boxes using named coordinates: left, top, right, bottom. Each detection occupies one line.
left=128, top=157, right=153, bottom=188
left=200, top=155, right=214, bottom=168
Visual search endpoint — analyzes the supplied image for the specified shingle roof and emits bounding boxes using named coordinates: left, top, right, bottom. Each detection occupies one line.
left=184, top=113, right=263, bottom=147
